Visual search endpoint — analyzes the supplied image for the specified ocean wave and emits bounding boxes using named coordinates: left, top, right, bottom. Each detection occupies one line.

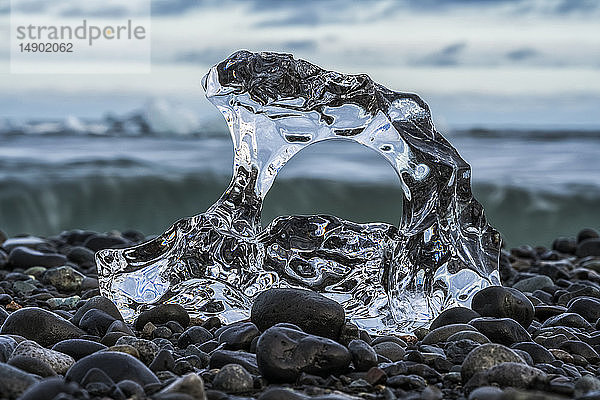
left=0, top=174, right=598, bottom=248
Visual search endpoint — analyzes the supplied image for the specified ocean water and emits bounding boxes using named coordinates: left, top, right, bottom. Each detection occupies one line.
left=0, top=115, right=598, bottom=248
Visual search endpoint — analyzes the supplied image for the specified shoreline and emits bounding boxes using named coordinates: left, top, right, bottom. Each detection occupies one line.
left=0, top=227, right=599, bottom=399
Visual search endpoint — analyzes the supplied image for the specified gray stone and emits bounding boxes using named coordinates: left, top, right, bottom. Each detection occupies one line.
left=10, top=340, right=75, bottom=374
left=212, top=364, right=253, bottom=394
left=157, top=372, right=206, bottom=400
left=513, top=276, right=554, bottom=293
left=42, top=266, right=85, bottom=292
left=461, top=343, right=525, bottom=382
left=0, top=362, right=40, bottom=400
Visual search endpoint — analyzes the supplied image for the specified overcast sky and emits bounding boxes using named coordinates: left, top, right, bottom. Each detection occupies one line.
left=1, top=0, right=599, bottom=129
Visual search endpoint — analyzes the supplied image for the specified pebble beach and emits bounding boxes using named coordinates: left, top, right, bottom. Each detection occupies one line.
left=1, top=227, right=600, bottom=400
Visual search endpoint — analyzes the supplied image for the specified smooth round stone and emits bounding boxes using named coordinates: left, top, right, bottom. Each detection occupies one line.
left=46, top=296, right=80, bottom=310
left=212, top=364, right=253, bottom=394
left=0, top=362, right=40, bottom=400
left=465, top=362, right=547, bottom=390
left=66, top=246, right=96, bottom=268
left=155, top=372, right=206, bottom=400
left=471, top=286, right=534, bottom=328
left=149, top=349, right=175, bottom=372
left=444, top=339, right=480, bottom=364
left=258, top=388, right=309, bottom=400
left=52, top=339, right=107, bottom=360
left=134, top=304, right=189, bottom=331
left=79, top=309, right=117, bottom=336
left=513, top=276, right=555, bottom=293
left=575, top=375, right=600, bottom=396
left=0, top=335, right=18, bottom=362
left=83, top=234, right=129, bottom=252
left=511, top=342, right=555, bottom=364
left=2, top=237, right=46, bottom=252
left=560, top=340, right=600, bottom=364
left=0, top=307, right=84, bottom=347
left=469, top=317, right=532, bottom=345
left=578, top=228, right=600, bottom=243
left=8, top=355, right=56, bottom=377
left=42, top=266, right=85, bottom=292
left=421, top=324, right=477, bottom=345
left=552, top=237, right=577, bottom=254
left=468, top=386, right=504, bottom=400
left=10, top=340, right=75, bottom=374
left=114, top=336, right=158, bottom=365
left=7, top=247, right=66, bottom=269
left=17, top=377, right=86, bottom=400
left=541, top=312, right=594, bottom=331
left=535, top=305, right=567, bottom=322
left=178, top=326, right=213, bottom=348
left=65, top=351, right=159, bottom=386
left=568, top=297, right=600, bottom=323
left=348, top=340, right=377, bottom=371
left=71, top=295, right=124, bottom=325
left=251, top=288, right=345, bottom=339
left=218, top=322, right=260, bottom=351
left=429, top=307, right=480, bottom=331
left=447, top=331, right=490, bottom=344
left=256, top=326, right=351, bottom=382
left=461, top=343, right=525, bottom=381
left=577, top=239, right=600, bottom=257
left=372, top=341, right=405, bottom=362
left=209, top=350, right=259, bottom=375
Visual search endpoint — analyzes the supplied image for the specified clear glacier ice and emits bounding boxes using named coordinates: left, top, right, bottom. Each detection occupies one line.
left=96, top=50, right=501, bottom=333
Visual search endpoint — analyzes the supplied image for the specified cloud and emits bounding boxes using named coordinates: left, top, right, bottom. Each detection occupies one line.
left=414, top=42, right=467, bottom=66
left=506, top=48, right=539, bottom=61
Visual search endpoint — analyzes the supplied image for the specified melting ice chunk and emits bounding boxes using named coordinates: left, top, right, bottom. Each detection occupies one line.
left=96, top=51, right=501, bottom=333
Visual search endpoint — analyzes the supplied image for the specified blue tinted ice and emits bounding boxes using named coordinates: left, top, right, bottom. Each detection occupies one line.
left=96, top=51, right=501, bottom=333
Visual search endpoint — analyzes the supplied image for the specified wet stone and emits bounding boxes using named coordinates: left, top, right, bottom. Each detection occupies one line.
left=134, top=304, right=190, bottom=331
left=471, top=286, right=534, bottom=328
left=429, top=307, right=480, bottom=330
left=461, top=343, right=525, bottom=382
left=511, top=342, right=555, bottom=364
left=218, top=322, right=259, bottom=350
left=372, top=341, right=405, bottom=362
left=51, top=339, right=107, bottom=360
left=42, top=265, right=85, bottom=292
left=469, top=317, right=532, bottom=345
left=212, top=363, right=253, bottom=394
left=513, top=275, right=554, bottom=293
left=542, top=312, right=594, bottom=331
left=209, top=349, right=259, bottom=375
left=251, top=288, right=345, bottom=339
left=421, top=324, right=477, bottom=345
left=465, top=362, right=547, bottom=390
left=0, top=363, right=40, bottom=400
left=65, top=351, right=159, bottom=386
left=7, top=247, right=66, bottom=269
left=256, top=326, right=351, bottom=382
left=10, top=340, right=75, bottom=374
left=568, top=297, right=600, bottom=322
left=348, top=339, right=378, bottom=371
left=71, top=295, right=124, bottom=325
left=0, top=307, right=85, bottom=347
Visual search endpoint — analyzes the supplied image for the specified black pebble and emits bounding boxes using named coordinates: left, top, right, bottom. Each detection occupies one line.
left=469, top=317, right=532, bottom=345
left=429, top=307, right=480, bottom=330
left=134, top=304, right=190, bottom=330
left=66, top=351, right=159, bottom=386
left=177, top=326, right=213, bottom=348
left=348, top=339, right=378, bottom=371
left=52, top=339, right=107, bottom=360
left=251, top=288, right=345, bottom=339
left=256, top=326, right=351, bottom=382
left=471, top=286, right=534, bottom=328
left=0, top=307, right=84, bottom=347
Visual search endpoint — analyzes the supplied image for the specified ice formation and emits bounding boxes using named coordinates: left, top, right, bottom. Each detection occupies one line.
left=96, top=51, right=501, bottom=333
